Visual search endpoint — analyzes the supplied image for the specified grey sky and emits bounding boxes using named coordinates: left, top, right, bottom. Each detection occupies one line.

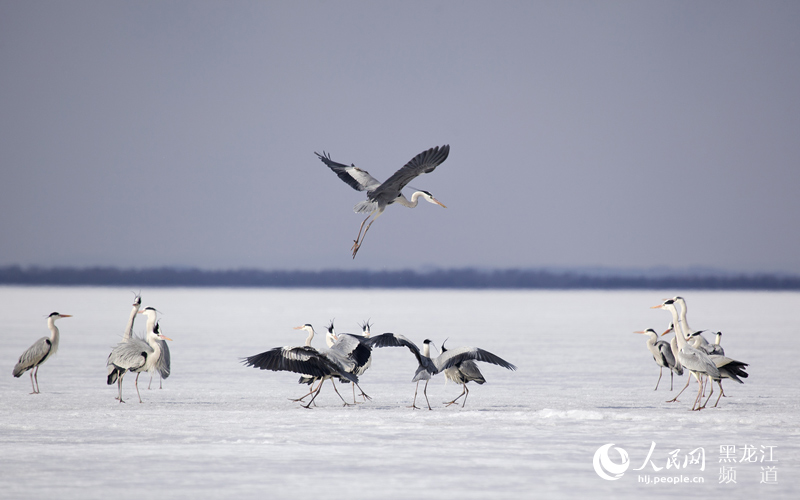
left=1, top=1, right=798, bottom=273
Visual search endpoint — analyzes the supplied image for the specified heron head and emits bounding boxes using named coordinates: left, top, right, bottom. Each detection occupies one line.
left=153, top=321, right=173, bottom=341
left=419, top=190, right=446, bottom=208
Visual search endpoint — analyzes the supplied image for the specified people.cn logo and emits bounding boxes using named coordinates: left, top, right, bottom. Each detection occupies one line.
left=593, top=443, right=630, bottom=480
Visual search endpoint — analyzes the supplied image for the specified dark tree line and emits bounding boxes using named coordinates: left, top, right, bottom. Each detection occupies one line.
left=1, top=265, right=799, bottom=290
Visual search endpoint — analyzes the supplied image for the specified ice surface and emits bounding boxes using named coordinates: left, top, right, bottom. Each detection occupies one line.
left=1, top=287, right=797, bottom=499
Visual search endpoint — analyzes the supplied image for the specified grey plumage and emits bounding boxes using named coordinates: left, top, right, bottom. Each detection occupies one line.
left=107, top=307, right=171, bottom=403
left=438, top=341, right=517, bottom=408
left=316, top=145, right=450, bottom=257
left=635, top=328, right=683, bottom=391
left=13, top=312, right=71, bottom=393
left=242, top=324, right=367, bottom=408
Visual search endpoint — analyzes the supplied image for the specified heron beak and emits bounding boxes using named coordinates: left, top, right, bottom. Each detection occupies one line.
left=633, top=330, right=646, bottom=334
left=293, top=325, right=305, bottom=330
left=433, top=198, right=446, bottom=208
left=650, top=304, right=664, bottom=309
left=159, top=335, right=173, bottom=341
left=61, top=314, right=73, bottom=318
left=661, top=328, right=672, bottom=336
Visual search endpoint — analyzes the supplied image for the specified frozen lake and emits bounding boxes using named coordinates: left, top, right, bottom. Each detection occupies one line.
left=1, top=287, right=797, bottom=499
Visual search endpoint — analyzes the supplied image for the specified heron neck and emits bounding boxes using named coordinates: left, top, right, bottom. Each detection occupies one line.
left=305, top=328, right=314, bottom=347
left=665, top=305, right=688, bottom=350
left=47, top=317, right=60, bottom=357
left=395, top=192, right=423, bottom=208
left=123, top=301, right=140, bottom=342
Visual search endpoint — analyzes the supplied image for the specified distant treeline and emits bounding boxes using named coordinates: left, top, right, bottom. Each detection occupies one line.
left=1, top=265, right=799, bottom=290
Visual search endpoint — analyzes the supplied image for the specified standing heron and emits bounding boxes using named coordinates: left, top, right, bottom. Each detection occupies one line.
left=438, top=340, right=517, bottom=408
left=634, top=328, right=682, bottom=390
left=13, top=312, right=72, bottom=394
left=316, top=145, right=450, bottom=257
left=107, top=307, right=173, bottom=403
left=140, top=307, right=170, bottom=390
left=652, top=299, right=722, bottom=410
left=366, top=334, right=437, bottom=410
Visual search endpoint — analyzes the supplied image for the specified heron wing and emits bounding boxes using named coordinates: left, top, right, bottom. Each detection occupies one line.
left=435, top=346, right=517, bottom=373
left=369, top=145, right=449, bottom=201
left=332, top=334, right=372, bottom=369
left=108, top=337, right=152, bottom=369
left=242, top=346, right=358, bottom=383
left=678, top=347, right=720, bottom=379
left=13, top=337, right=52, bottom=376
left=366, top=333, right=436, bottom=374
left=655, top=340, right=675, bottom=368
left=316, top=151, right=382, bottom=192
left=449, top=359, right=486, bottom=384
left=155, top=339, right=171, bottom=378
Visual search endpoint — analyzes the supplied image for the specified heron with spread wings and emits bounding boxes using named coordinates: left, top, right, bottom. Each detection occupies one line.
left=316, top=145, right=450, bottom=258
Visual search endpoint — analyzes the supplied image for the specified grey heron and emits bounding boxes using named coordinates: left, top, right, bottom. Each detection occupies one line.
left=325, top=320, right=374, bottom=403
left=13, top=312, right=72, bottom=394
left=365, top=334, right=437, bottom=410
left=242, top=324, right=366, bottom=408
left=107, top=307, right=173, bottom=403
left=316, top=144, right=450, bottom=258
left=652, top=299, right=722, bottom=410
left=634, top=328, right=682, bottom=390
left=109, top=293, right=141, bottom=399
left=438, top=340, right=517, bottom=408
left=367, top=335, right=517, bottom=409
left=142, top=307, right=170, bottom=390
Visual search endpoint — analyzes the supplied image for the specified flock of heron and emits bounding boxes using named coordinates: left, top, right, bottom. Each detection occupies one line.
left=639, top=296, right=749, bottom=411
left=12, top=294, right=172, bottom=403
left=11, top=294, right=517, bottom=409
left=11, top=294, right=752, bottom=411
left=8, top=147, right=752, bottom=412
left=242, top=320, right=517, bottom=409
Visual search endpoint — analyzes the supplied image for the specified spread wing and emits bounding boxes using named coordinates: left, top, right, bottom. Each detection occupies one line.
left=242, top=346, right=357, bottom=383
left=435, top=346, right=517, bottom=373
left=316, top=151, right=382, bottom=192
left=369, top=145, right=450, bottom=201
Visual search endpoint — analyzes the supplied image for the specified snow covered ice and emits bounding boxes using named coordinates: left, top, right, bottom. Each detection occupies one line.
left=1, top=287, right=798, bottom=499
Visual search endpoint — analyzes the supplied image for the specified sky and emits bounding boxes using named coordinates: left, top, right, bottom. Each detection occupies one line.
left=1, top=1, right=799, bottom=274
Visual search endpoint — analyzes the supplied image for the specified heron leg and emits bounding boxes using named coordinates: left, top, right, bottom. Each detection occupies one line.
left=409, top=381, right=421, bottom=409
left=423, top=380, right=431, bottom=410
left=670, top=369, right=674, bottom=391
left=667, top=376, right=691, bottom=403
left=445, top=384, right=467, bottom=407
left=352, top=220, right=375, bottom=259
left=29, top=368, right=37, bottom=394
left=302, top=379, right=325, bottom=409
left=352, top=214, right=372, bottom=250
left=117, top=373, right=126, bottom=403
left=700, top=379, right=715, bottom=409
left=714, top=381, right=726, bottom=407
left=354, top=382, right=371, bottom=401
left=691, top=374, right=704, bottom=411
left=352, top=210, right=384, bottom=258
left=134, top=372, right=143, bottom=403
left=148, top=373, right=153, bottom=390
left=330, top=381, right=354, bottom=406
left=290, top=379, right=321, bottom=402
left=461, top=385, right=470, bottom=407
left=654, top=367, right=663, bottom=391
